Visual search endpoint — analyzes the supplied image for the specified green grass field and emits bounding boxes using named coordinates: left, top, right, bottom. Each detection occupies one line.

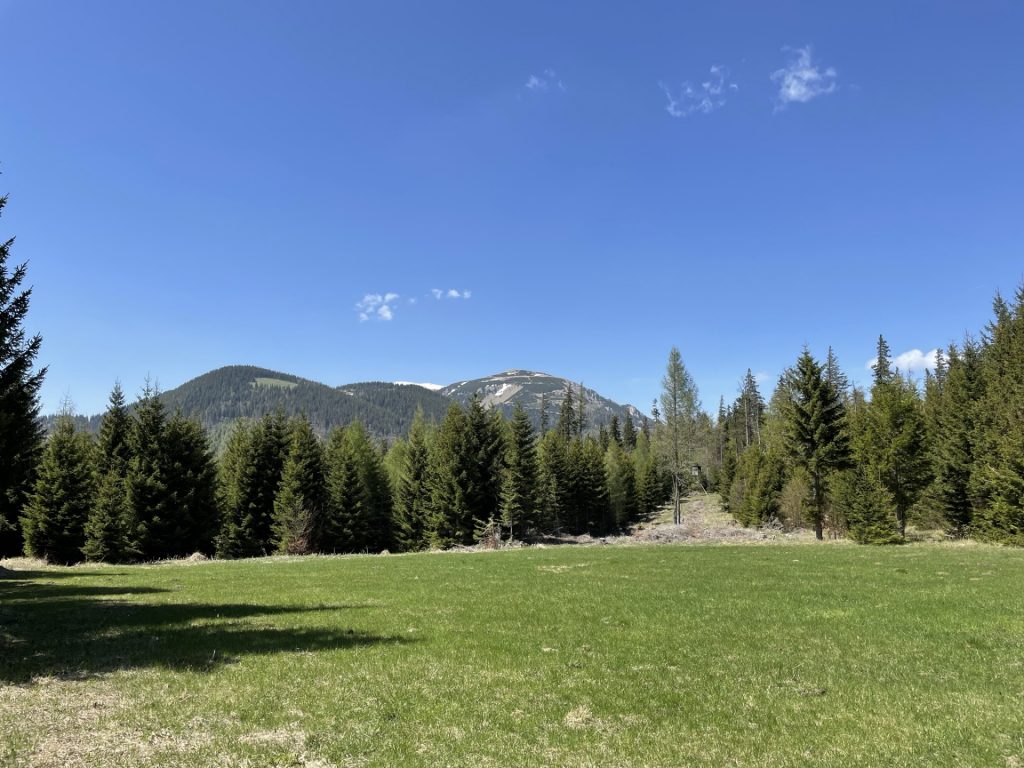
left=2, top=542, right=1023, bottom=767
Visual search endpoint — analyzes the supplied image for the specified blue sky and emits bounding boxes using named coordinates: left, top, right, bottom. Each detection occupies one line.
left=2, top=0, right=1022, bottom=416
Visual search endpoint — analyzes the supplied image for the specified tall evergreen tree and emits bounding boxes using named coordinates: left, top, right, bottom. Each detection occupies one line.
left=216, top=412, right=289, bottom=558
left=605, top=441, right=637, bottom=530
left=609, top=415, right=622, bottom=448
left=783, top=347, right=852, bottom=540
left=161, top=412, right=219, bottom=556
left=427, top=403, right=474, bottom=547
left=500, top=403, right=540, bottom=538
left=272, top=416, right=327, bottom=554
left=394, top=409, right=431, bottom=551
left=0, top=192, right=46, bottom=556
left=861, top=373, right=931, bottom=538
left=622, top=412, right=638, bottom=450
left=556, top=385, right=578, bottom=440
left=21, top=414, right=95, bottom=564
left=465, top=397, right=504, bottom=528
left=872, top=334, right=895, bottom=387
left=83, top=384, right=135, bottom=562
left=125, top=382, right=169, bottom=559
left=347, top=421, right=394, bottom=552
left=825, top=346, right=851, bottom=403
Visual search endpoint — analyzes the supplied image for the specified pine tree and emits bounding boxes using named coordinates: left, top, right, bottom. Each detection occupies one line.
left=538, top=431, right=571, bottom=533
left=556, top=385, right=578, bottom=440
left=394, top=409, right=431, bottom=551
left=831, top=466, right=901, bottom=544
left=605, top=441, right=637, bottom=530
left=539, top=392, right=550, bottom=434
left=609, top=415, right=622, bottom=448
left=622, top=412, right=638, bottom=450
left=346, top=422, right=394, bottom=552
left=872, top=334, right=895, bottom=387
left=161, top=412, right=219, bottom=556
left=217, top=412, right=288, bottom=558
left=0, top=193, right=47, bottom=557
left=83, top=384, right=135, bottom=562
left=323, top=426, right=365, bottom=552
left=738, top=369, right=765, bottom=449
left=427, top=403, right=474, bottom=547
left=783, top=347, right=852, bottom=539
left=861, top=373, right=931, bottom=538
left=465, top=397, right=504, bottom=529
left=273, top=416, right=327, bottom=554
left=21, top=414, right=95, bottom=564
left=125, top=382, right=169, bottom=559
left=500, top=403, right=540, bottom=539
left=824, top=346, right=851, bottom=403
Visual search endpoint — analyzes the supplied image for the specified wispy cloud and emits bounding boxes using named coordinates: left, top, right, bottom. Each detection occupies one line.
left=432, top=288, right=472, bottom=300
left=525, top=68, right=565, bottom=93
left=659, top=65, right=737, bottom=118
left=865, top=348, right=940, bottom=375
left=355, top=292, right=399, bottom=323
left=771, top=46, right=837, bottom=109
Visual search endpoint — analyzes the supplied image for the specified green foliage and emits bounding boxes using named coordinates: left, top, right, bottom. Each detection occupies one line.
left=657, top=347, right=700, bottom=525
left=831, top=467, right=901, bottom=545
left=272, top=417, right=327, bottom=555
left=783, top=347, right=851, bottom=539
left=83, top=385, right=136, bottom=562
left=500, top=404, right=540, bottom=538
left=323, top=422, right=393, bottom=553
left=216, top=412, right=289, bottom=558
left=858, top=355, right=931, bottom=537
left=605, top=442, right=637, bottom=530
left=21, top=415, right=95, bottom=564
left=0, top=193, right=46, bottom=556
left=161, top=412, right=219, bottom=556
left=393, top=410, right=431, bottom=551
left=125, top=384, right=170, bottom=559
left=728, top=447, right=786, bottom=527
left=427, top=403, right=475, bottom=547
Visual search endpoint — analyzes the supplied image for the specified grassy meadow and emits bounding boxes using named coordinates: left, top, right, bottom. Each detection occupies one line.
left=2, top=541, right=1023, bottom=767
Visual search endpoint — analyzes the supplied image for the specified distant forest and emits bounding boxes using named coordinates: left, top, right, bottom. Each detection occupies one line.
left=5, top=190, right=1024, bottom=562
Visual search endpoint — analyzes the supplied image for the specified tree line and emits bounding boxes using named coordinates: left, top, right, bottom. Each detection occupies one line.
left=14, top=382, right=672, bottom=563
left=715, top=288, right=1024, bottom=545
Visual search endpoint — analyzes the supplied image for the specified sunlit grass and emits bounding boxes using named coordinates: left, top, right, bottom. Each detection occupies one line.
left=2, top=541, right=1022, bottom=766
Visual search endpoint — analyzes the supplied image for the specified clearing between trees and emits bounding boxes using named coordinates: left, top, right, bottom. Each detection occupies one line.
left=2, top=536, right=1022, bottom=767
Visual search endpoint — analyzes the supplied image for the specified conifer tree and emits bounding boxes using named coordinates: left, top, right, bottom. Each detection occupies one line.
left=394, top=409, right=431, bottom=551
left=605, top=441, right=637, bottom=530
left=971, top=288, right=1024, bottom=544
left=656, top=347, right=700, bottom=525
left=831, top=465, right=901, bottom=544
left=427, top=403, right=474, bottom=547
left=539, top=392, right=550, bottom=434
left=538, top=430, right=571, bottom=533
left=272, top=416, right=327, bottom=554
left=622, top=412, right=637, bottom=450
left=556, top=385, right=578, bottom=440
left=21, top=414, right=95, bottom=564
left=217, top=412, right=288, bottom=558
left=783, top=347, right=851, bottom=539
left=465, top=397, right=504, bottom=527
left=83, top=384, right=135, bottom=562
left=500, top=403, right=540, bottom=539
left=609, top=415, right=622, bottom=448
left=324, top=426, right=365, bottom=552
left=872, top=334, right=895, bottom=387
left=862, top=373, right=931, bottom=538
left=0, top=192, right=46, bottom=556
left=161, top=412, right=219, bottom=556
left=825, top=346, right=851, bottom=403
left=125, top=382, right=169, bottom=559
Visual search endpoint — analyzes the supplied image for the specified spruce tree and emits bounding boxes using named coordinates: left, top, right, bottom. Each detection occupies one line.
left=605, top=441, right=637, bottom=530
left=556, top=385, right=577, bottom=440
left=500, top=403, right=540, bottom=539
left=609, top=415, right=622, bottom=448
left=161, top=412, right=219, bottom=556
left=0, top=193, right=46, bottom=557
left=217, top=412, right=288, bottom=558
left=83, top=384, right=135, bottom=562
left=394, top=409, right=431, bottom=551
left=872, top=334, right=895, bottom=387
left=427, top=403, right=474, bottom=547
left=323, top=425, right=365, bottom=552
left=125, top=383, right=169, bottom=559
left=21, top=414, right=96, bottom=564
left=622, top=413, right=638, bottom=450
left=273, top=416, right=327, bottom=554
left=783, top=347, right=852, bottom=539
left=831, top=466, right=901, bottom=544
left=862, top=373, right=931, bottom=538
left=465, top=397, right=504, bottom=528
left=824, top=346, right=851, bottom=403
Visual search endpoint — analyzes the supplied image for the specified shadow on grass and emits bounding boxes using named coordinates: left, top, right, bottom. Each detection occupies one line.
left=0, top=574, right=411, bottom=684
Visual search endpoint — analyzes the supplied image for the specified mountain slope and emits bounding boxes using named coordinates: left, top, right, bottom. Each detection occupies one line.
left=441, top=369, right=645, bottom=431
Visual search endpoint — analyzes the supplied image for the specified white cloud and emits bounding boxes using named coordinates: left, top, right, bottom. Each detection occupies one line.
left=355, top=292, right=399, bottom=323
left=865, top=348, right=939, bottom=375
left=660, top=65, right=736, bottom=118
left=525, top=68, right=565, bottom=93
left=432, top=288, right=471, bottom=300
left=771, top=46, right=837, bottom=109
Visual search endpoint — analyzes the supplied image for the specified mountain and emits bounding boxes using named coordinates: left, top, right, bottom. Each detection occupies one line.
left=45, top=366, right=645, bottom=449
left=441, top=369, right=646, bottom=431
